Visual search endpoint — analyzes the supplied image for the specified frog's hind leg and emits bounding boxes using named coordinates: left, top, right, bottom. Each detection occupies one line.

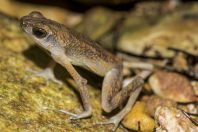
left=27, top=60, right=62, bottom=85
left=100, top=67, right=144, bottom=131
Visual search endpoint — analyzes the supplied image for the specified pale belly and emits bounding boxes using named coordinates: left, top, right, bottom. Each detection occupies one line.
left=69, top=56, right=117, bottom=77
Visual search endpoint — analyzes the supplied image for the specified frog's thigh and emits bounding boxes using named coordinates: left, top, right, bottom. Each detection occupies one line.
left=101, top=68, right=144, bottom=113
left=101, top=68, right=122, bottom=113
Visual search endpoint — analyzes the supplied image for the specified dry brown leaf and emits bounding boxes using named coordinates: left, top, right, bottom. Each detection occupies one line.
left=149, top=71, right=197, bottom=102
left=141, top=95, right=177, bottom=117
left=155, top=106, right=198, bottom=132
left=122, top=101, right=155, bottom=132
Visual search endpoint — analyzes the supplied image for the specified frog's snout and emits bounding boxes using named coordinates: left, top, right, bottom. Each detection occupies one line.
left=20, top=17, right=33, bottom=34
left=20, top=17, right=28, bottom=28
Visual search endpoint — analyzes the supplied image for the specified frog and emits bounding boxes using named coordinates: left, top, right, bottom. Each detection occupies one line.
left=20, top=11, right=152, bottom=131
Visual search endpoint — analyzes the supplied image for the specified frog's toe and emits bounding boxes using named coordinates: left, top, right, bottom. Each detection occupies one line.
left=59, top=109, right=92, bottom=120
left=58, top=109, right=77, bottom=117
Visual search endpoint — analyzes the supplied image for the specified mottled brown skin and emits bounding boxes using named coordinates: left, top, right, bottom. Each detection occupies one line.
left=20, top=11, right=144, bottom=131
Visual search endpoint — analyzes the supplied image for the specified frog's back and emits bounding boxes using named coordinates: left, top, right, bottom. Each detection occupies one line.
left=57, top=27, right=122, bottom=76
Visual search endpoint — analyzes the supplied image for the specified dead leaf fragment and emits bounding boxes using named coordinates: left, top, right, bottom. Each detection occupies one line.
left=155, top=106, right=198, bottom=132
left=141, top=95, right=177, bottom=117
left=122, top=101, right=155, bottom=132
left=191, top=81, right=198, bottom=96
left=149, top=71, right=197, bottom=102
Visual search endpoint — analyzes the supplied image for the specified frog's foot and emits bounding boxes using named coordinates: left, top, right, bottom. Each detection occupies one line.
left=27, top=68, right=62, bottom=85
left=59, top=109, right=92, bottom=120
left=95, top=116, right=122, bottom=131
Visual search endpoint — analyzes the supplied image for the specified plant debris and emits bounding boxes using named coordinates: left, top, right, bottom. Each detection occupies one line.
left=155, top=106, right=198, bottom=132
left=149, top=71, right=197, bottom=102
left=122, top=102, right=155, bottom=131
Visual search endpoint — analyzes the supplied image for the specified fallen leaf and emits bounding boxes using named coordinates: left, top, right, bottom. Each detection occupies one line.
left=122, top=101, right=155, bottom=132
left=149, top=71, right=197, bottom=102
left=155, top=106, right=198, bottom=132
left=141, top=95, right=177, bottom=117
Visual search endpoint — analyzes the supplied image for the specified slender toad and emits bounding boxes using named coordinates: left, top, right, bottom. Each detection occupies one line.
left=20, top=11, right=150, bottom=131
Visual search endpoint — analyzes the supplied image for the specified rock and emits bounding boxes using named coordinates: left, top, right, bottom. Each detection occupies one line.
left=75, top=7, right=122, bottom=40
left=117, top=2, right=198, bottom=58
left=0, top=0, right=82, bottom=28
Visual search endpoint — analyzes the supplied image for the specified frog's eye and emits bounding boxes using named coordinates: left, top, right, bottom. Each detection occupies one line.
left=32, top=27, right=47, bottom=38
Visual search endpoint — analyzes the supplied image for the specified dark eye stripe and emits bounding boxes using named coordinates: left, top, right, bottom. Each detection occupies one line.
left=32, top=27, right=47, bottom=38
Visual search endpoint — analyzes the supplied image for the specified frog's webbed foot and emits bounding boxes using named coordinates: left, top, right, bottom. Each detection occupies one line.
left=26, top=61, right=62, bottom=85
left=27, top=68, right=62, bottom=85
left=59, top=108, right=92, bottom=119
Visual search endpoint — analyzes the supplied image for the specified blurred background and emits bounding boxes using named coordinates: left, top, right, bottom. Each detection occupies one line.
left=1, top=0, right=197, bottom=54
left=0, top=0, right=198, bottom=132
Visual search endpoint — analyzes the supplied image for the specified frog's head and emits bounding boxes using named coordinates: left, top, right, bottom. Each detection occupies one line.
left=20, top=11, right=64, bottom=52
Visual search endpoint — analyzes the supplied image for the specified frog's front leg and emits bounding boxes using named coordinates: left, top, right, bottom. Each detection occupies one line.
left=54, top=54, right=92, bottom=119
left=100, top=66, right=144, bottom=131
left=28, top=60, right=62, bottom=85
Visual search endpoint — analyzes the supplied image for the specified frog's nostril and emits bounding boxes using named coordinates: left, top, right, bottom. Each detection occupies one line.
left=23, top=22, right=27, bottom=26
left=20, top=20, right=27, bottom=27
left=20, top=16, right=30, bottom=27
left=20, top=21, right=25, bottom=27
left=19, top=22, right=27, bottom=31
